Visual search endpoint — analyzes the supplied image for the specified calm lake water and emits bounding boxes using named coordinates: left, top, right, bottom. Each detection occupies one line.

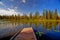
left=0, top=20, right=60, bottom=40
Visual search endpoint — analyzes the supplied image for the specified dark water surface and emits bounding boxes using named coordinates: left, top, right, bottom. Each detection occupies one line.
left=32, top=22, right=60, bottom=40
left=0, top=21, right=60, bottom=40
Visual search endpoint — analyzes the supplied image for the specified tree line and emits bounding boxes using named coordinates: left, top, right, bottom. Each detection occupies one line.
left=0, top=9, right=59, bottom=20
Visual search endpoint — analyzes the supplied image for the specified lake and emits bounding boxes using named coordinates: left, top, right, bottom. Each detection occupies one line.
left=0, top=20, right=60, bottom=40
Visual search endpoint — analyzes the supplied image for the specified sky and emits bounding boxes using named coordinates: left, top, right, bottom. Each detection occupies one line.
left=0, top=0, right=60, bottom=15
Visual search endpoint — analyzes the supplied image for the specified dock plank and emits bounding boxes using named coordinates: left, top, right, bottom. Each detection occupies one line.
left=14, top=27, right=37, bottom=40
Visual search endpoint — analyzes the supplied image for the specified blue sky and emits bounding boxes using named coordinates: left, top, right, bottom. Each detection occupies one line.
left=0, top=0, right=60, bottom=15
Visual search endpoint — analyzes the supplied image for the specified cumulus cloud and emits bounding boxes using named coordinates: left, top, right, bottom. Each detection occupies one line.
left=22, top=0, right=26, bottom=3
left=0, top=1, right=23, bottom=16
left=0, top=8, right=23, bottom=16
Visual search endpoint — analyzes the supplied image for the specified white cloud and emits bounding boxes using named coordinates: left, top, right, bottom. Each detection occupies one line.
left=22, top=0, right=26, bottom=3
left=0, top=2, right=4, bottom=5
left=14, top=7, right=17, bottom=9
left=0, top=8, right=23, bottom=16
left=0, top=2, right=7, bottom=7
left=0, top=1, right=23, bottom=16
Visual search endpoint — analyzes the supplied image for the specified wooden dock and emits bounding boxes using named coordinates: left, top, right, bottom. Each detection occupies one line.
left=10, top=27, right=37, bottom=40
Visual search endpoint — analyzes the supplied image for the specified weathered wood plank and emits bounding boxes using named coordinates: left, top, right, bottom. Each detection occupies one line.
left=13, top=27, right=37, bottom=40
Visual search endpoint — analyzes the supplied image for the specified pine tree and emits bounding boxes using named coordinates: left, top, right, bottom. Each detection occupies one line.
left=30, top=12, right=32, bottom=19
left=45, top=10, right=48, bottom=19
left=42, top=10, right=45, bottom=20
left=48, top=10, right=51, bottom=20
left=53, top=9, right=58, bottom=20
left=35, top=11, right=39, bottom=19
